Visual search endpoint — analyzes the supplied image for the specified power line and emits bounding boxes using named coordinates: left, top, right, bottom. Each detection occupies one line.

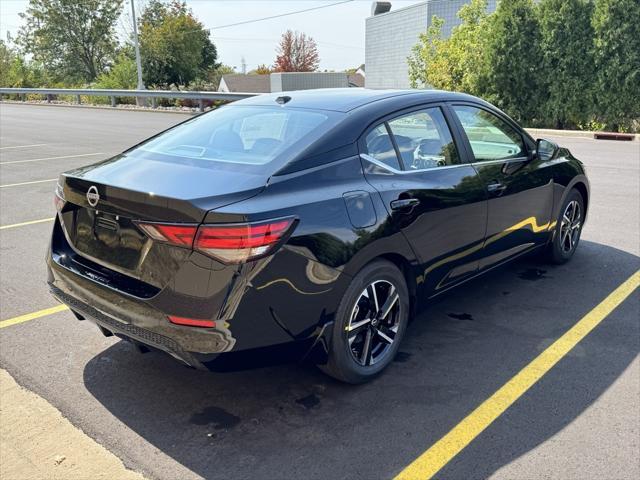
left=123, top=1, right=357, bottom=39
left=215, top=36, right=364, bottom=50
left=210, top=0, right=355, bottom=30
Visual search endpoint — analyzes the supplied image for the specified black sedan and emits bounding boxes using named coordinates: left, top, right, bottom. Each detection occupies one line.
left=47, top=89, right=589, bottom=383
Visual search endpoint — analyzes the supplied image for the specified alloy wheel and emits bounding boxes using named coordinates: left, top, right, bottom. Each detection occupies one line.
left=345, top=280, right=401, bottom=366
left=560, top=200, right=582, bottom=253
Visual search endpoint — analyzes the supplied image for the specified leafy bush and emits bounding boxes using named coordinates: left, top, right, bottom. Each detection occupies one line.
left=93, top=54, right=138, bottom=104
left=407, top=0, right=640, bottom=132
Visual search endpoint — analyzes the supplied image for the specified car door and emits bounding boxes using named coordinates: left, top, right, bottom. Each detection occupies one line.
left=360, top=104, right=488, bottom=293
left=449, top=103, right=555, bottom=270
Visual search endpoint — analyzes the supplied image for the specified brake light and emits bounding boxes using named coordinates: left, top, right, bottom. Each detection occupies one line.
left=137, top=223, right=197, bottom=247
left=195, top=218, right=296, bottom=264
left=137, top=217, right=296, bottom=264
left=168, top=315, right=215, bottom=328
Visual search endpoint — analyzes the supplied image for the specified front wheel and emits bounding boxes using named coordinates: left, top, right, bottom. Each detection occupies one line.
left=546, top=188, right=585, bottom=264
left=319, top=260, right=410, bottom=384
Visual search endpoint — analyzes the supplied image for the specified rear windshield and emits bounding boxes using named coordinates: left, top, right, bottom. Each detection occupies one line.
left=131, top=105, right=334, bottom=166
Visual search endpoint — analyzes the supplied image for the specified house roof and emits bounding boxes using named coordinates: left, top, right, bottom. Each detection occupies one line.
left=348, top=73, right=365, bottom=88
left=220, top=74, right=271, bottom=93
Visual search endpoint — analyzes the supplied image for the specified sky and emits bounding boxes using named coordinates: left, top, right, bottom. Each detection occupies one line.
left=0, top=0, right=425, bottom=71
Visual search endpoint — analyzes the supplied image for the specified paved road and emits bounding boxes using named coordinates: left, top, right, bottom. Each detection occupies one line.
left=1, top=103, right=638, bottom=480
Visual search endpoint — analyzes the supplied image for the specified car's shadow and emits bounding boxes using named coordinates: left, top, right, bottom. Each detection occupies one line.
left=83, top=241, right=639, bottom=480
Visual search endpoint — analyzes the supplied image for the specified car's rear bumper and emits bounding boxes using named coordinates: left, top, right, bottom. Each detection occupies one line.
left=48, top=278, right=335, bottom=371
left=47, top=228, right=346, bottom=369
left=49, top=284, right=211, bottom=369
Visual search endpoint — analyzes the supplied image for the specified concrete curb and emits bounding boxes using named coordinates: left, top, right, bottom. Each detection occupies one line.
left=0, top=100, right=197, bottom=115
left=526, top=128, right=638, bottom=141
left=0, top=369, right=146, bottom=480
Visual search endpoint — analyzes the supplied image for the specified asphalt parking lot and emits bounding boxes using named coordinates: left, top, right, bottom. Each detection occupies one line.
left=1, top=103, right=638, bottom=480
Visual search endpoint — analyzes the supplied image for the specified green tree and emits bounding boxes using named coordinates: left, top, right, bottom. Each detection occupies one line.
left=17, top=0, right=123, bottom=83
left=538, top=0, right=594, bottom=129
left=407, top=16, right=450, bottom=89
left=408, top=0, right=491, bottom=94
left=0, top=41, right=14, bottom=87
left=592, top=0, right=640, bottom=131
left=448, top=0, right=492, bottom=95
left=0, top=40, right=50, bottom=87
left=482, top=0, right=543, bottom=123
left=139, top=0, right=218, bottom=88
left=95, top=53, right=138, bottom=90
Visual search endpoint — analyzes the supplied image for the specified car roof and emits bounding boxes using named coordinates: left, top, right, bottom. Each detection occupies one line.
left=233, top=88, right=476, bottom=113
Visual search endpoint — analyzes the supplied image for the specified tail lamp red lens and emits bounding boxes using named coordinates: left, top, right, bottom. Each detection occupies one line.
left=168, top=315, right=215, bottom=328
left=137, top=217, right=295, bottom=264
left=138, top=223, right=196, bottom=247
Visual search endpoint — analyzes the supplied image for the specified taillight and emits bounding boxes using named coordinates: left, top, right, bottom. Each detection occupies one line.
left=137, top=223, right=197, bottom=247
left=168, top=315, right=215, bottom=328
left=195, top=218, right=296, bottom=264
left=137, top=217, right=296, bottom=264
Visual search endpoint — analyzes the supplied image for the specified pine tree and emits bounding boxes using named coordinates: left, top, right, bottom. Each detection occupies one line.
left=592, top=0, right=640, bottom=131
left=482, top=0, right=543, bottom=123
left=539, top=0, right=595, bottom=129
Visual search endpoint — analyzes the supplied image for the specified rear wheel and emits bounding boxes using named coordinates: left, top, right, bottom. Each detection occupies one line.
left=546, top=189, right=585, bottom=264
left=320, top=260, right=409, bottom=384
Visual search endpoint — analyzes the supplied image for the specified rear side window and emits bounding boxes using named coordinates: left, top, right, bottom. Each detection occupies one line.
left=387, top=107, right=460, bottom=169
left=364, top=124, right=402, bottom=170
left=134, top=106, right=331, bottom=166
left=452, top=105, right=524, bottom=161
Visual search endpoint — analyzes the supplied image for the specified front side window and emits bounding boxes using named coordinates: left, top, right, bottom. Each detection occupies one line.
left=452, top=105, right=525, bottom=161
left=387, top=107, right=460, bottom=170
left=133, top=105, right=332, bottom=166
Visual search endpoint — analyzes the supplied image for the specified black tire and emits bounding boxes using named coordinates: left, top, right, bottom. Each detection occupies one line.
left=319, top=259, right=410, bottom=384
left=545, top=188, right=585, bottom=264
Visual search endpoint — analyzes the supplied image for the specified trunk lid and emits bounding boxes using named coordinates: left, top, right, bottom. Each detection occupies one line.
left=57, top=153, right=267, bottom=286
left=61, top=153, right=267, bottom=221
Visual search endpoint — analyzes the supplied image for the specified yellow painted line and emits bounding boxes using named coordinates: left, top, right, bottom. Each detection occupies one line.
left=395, top=269, right=640, bottom=480
left=0, top=152, right=104, bottom=165
left=0, top=304, right=69, bottom=329
left=0, top=178, right=57, bottom=188
left=0, top=217, right=54, bottom=230
left=0, top=143, right=47, bottom=150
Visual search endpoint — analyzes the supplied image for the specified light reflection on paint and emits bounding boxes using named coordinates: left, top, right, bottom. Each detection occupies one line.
left=417, top=216, right=556, bottom=284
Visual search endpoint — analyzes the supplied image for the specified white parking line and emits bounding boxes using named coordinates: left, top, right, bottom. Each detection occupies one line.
left=0, top=152, right=104, bottom=165
left=0, top=178, right=57, bottom=188
left=0, top=143, right=47, bottom=150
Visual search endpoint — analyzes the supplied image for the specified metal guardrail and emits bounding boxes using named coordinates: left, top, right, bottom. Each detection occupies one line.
left=0, top=88, right=259, bottom=111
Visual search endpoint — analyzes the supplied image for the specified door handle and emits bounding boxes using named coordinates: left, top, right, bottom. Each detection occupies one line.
left=390, top=198, right=420, bottom=211
left=487, top=181, right=507, bottom=194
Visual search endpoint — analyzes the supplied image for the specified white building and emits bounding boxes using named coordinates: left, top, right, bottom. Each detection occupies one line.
left=218, top=72, right=365, bottom=93
left=365, top=0, right=498, bottom=89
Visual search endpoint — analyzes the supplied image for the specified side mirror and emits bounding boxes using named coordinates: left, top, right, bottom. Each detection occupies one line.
left=536, top=138, right=558, bottom=162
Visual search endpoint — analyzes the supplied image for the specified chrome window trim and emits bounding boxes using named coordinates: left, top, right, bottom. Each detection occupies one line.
left=469, top=156, right=529, bottom=167
left=360, top=153, right=468, bottom=175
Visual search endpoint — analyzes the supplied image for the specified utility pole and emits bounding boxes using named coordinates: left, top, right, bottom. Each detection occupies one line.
left=130, top=0, right=144, bottom=90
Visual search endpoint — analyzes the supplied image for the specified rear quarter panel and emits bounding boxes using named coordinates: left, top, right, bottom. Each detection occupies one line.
left=208, top=156, right=418, bottom=350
